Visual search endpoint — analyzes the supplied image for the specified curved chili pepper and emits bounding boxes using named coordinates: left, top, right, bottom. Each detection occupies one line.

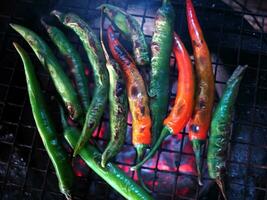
left=107, top=26, right=152, bottom=192
left=208, top=65, right=247, bottom=200
left=98, top=4, right=149, bottom=66
left=99, top=14, right=128, bottom=167
left=10, top=24, right=83, bottom=122
left=41, top=20, right=90, bottom=111
left=149, top=0, right=175, bottom=145
left=186, top=0, right=215, bottom=185
left=131, top=32, right=194, bottom=171
left=58, top=106, right=153, bottom=200
left=13, top=42, right=74, bottom=200
left=51, top=11, right=109, bottom=156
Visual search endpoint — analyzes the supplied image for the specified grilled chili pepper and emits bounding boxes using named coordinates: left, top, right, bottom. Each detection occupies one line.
left=58, top=106, right=153, bottom=200
left=186, top=0, right=215, bottom=185
left=208, top=65, right=247, bottom=200
left=13, top=42, right=74, bottom=200
left=98, top=4, right=149, bottom=66
left=41, top=20, right=90, bottom=111
left=107, top=26, right=152, bottom=192
left=10, top=24, right=83, bottom=122
left=149, top=0, right=175, bottom=145
left=99, top=13, right=128, bottom=167
left=51, top=11, right=109, bottom=156
left=131, top=32, right=194, bottom=171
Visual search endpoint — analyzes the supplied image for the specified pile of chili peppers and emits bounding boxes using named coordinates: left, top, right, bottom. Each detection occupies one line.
left=11, top=0, right=248, bottom=199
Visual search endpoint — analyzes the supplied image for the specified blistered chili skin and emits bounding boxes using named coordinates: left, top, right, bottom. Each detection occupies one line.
left=149, top=0, right=175, bottom=144
left=100, top=4, right=149, bottom=66
left=13, top=43, right=74, bottom=199
left=43, top=22, right=90, bottom=111
left=107, top=26, right=151, bottom=146
left=163, top=32, right=194, bottom=134
left=52, top=11, right=109, bottom=155
left=208, top=65, right=247, bottom=179
left=10, top=24, right=83, bottom=122
left=101, top=59, right=128, bottom=167
left=186, top=0, right=215, bottom=141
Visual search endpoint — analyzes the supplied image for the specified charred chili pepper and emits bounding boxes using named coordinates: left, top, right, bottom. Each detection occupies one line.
left=131, top=32, right=194, bottom=171
left=10, top=24, right=83, bottom=122
left=208, top=65, right=247, bottom=200
left=186, top=0, right=215, bottom=185
left=107, top=26, right=152, bottom=192
left=98, top=4, right=149, bottom=66
left=41, top=20, right=90, bottom=111
left=58, top=106, right=153, bottom=200
left=99, top=13, right=128, bottom=167
left=51, top=11, right=109, bottom=156
left=149, top=0, right=175, bottom=145
left=13, top=42, right=74, bottom=200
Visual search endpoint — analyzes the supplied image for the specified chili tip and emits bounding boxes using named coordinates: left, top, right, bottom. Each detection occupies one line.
left=50, top=10, right=64, bottom=21
left=96, top=4, right=107, bottom=10
left=216, top=178, right=227, bottom=200
left=40, top=18, right=49, bottom=29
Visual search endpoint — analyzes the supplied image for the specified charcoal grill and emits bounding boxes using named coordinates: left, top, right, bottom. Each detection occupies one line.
left=0, top=0, right=267, bottom=199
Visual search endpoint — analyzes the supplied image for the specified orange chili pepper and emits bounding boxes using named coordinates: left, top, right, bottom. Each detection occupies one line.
left=107, top=26, right=152, bottom=192
left=131, top=32, right=194, bottom=172
left=186, top=0, right=215, bottom=185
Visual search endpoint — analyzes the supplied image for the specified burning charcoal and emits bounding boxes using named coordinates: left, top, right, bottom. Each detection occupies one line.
left=153, top=171, right=176, bottom=193
left=176, top=175, right=196, bottom=198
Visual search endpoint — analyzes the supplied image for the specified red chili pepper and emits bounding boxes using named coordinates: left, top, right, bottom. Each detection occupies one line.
left=186, top=0, right=215, bottom=185
left=107, top=26, right=152, bottom=192
left=163, top=32, right=195, bottom=133
left=131, top=32, right=194, bottom=172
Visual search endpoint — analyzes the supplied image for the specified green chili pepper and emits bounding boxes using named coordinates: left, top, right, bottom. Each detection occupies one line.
left=149, top=0, right=175, bottom=145
left=10, top=24, right=83, bottom=122
left=99, top=14, right=128, bottom=167
left=58, top=105, right=153, bottom=200
left=51, top=11, right=109, bottom=156
left=13, top=42, right=74, bottom=200
left=208, top=65, right=248, bottom=200
left=98, top=4, right=149, bottom=66
left=41, top=20, right=90, bottom=111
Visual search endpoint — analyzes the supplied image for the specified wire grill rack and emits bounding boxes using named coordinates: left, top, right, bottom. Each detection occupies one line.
left=0, top=0, right=267, bottom=199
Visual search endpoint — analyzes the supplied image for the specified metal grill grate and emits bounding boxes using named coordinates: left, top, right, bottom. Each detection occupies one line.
left=0, top=0, right=267, bottom=199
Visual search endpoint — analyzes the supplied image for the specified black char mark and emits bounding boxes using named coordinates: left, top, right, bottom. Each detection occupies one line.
left=115, top=81, right=125, bottom=97
left=131, top=86, right=138, bottom=97
left=192, top=39, right=203, bottom=48
left=151, top=42, right=160, bottom=53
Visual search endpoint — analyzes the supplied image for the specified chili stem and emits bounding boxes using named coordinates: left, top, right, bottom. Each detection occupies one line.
left=131, top=126, right=171, bottom=171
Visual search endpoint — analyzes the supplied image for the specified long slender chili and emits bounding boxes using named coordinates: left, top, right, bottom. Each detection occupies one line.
left=13, top=42, right=74, bottom=200
left=131, top=32, right=195, bottom=171
left=51, top=11, right=109, bottom=156
left=186, top=0, right=215, bottom=184
left=149, top=0, right=175, bottom=145
left=58, top=106, right=153, bottom=200
left=10, top=24, right=83, bottom=122
left=208, top=65, right=247, bottom=200
left=107, top=26, right=152, bottom=192
left=98, top=4, right=149, bottom=66
left=41, top=20, right=90, bottom=111
left=99, top=13, right=128, bottom=167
